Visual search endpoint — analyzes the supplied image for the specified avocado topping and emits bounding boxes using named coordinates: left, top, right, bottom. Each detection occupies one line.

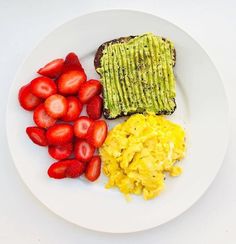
left=96, top=33, right=176, bottom=119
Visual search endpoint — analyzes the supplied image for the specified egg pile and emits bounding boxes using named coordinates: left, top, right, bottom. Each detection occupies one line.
left=100, top=114, right=186, bottom=200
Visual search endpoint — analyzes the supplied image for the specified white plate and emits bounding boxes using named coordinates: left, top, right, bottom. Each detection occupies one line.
left=6, top=10, right=229, bottom=233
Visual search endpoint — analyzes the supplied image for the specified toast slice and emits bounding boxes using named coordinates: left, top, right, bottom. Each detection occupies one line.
left=94, top=33, right=177, bottom=119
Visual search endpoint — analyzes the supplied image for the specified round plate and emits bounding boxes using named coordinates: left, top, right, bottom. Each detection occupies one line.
left=6, top=10, right=229, bottom=233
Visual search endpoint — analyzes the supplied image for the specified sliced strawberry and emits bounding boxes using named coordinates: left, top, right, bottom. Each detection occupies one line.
left=63, top=52, right=83, bottom=72
left=78, top=79, right=102, bottom=104
left=74, top=116, right=93, bottom=139
left=58, top=70, right=86, bottom=95
left=61, top=96, right=82, bottom=122
left=30, top=76, right=57, bottom=99
left=37, top=58, right=64, bottom=78
left=87, top=120, right=107, bottom=148
left=86, top=96, right=103, bottom=120
left=66, top=160, right=85, bottom=178
left=26, top=126, right=48, bottom=146
left=74, top=139, right=95, bottom=163
left=44, top=94, right=68, bottom=119
left=85, top=156, right=101, bottom=182
left=48, top=159, right=76, bottom=179
left=18, top=83, right=41, bottom=111
left=48, top=143, right=73, bottom=160
left=46, top=124, right=73, bottom=145
left=33, top=104, right=56, bottom=128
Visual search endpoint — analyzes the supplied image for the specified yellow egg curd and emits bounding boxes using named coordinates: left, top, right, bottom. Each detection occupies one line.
left=99, top=114, right=186, bottom=200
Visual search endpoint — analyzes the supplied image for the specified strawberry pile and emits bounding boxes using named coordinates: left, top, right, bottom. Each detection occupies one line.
left=18, top=52, right=107, bottom=182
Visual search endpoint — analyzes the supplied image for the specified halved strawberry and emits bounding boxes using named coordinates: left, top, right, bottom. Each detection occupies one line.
left=26, top=126, right=48, bottom=146
left=48, top=143, right=73, bottom=160
left=87, top=120, right=107, bottom=148
left=85, top=156, right=101, bottom=182
left=74, top=139, right=95, bottom=163
left=46, top=124, right=73, bottom=145
left=37, top=58, right=64, bottom=78
left=33, top=104, right=56, bottom=128
left=18, top=83, right=41, bottom=111
left=57, top=70, right=86, bottom=95
left=30, top=76, right=57, bottom=99
left=78, top=79, right=102, bottom=104
left=44, top=94, right=68, bottom=119
left=48, top=159, right=76, bottom=179
left=66, top=160, right=85, bottom=178
left=86, top=96, right=103, bottom=120
left=61, top=96, right=82, bottom=122
left=63, top=52, right=83, bottom=72
left=74, top=116, right=93, bottom=139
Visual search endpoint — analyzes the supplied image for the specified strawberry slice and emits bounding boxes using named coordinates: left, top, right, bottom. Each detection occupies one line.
left=48, top=143, right=73, bottom=160
left=30, top=76, right=57, bottom=99
left=48, top=159, right=76, bottom=179
left=58, top=70, right=86, bottom=95
left=44, top=94, right=68, bottom=119
left=61, top=96, right=83, bottom=122
left=86, top=96, right=103, bottom=120
left=85, top=156, right=101, bottom=182
left=87, top=120, right=107, bottom=148
left=63, top=52, right=83, bottom=72
left=46, top=124, right=73, bottom=145
left=74, top=139, right=95, bottom=163
left=78, top=79, right=102, bottom=104
left=74, top=116, right=93, bottom=139
left=18, top=83, right=41, bottom=111
left=66, top=160, right=85, bottom=178
left=37, top=58, right=64, bottom=78
left=33, top=104, right=56, bottom=128
left=26, top=126, right=48, bottom=146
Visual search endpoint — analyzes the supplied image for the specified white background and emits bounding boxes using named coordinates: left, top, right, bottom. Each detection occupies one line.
left=1, top=0, right=235, bottom=243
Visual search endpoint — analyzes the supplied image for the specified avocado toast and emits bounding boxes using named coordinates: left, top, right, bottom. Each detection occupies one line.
left=94, top=33, right=177, bottom=119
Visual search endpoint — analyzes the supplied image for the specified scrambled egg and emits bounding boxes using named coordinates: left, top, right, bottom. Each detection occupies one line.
left=99, top=114, right=186, bottom=200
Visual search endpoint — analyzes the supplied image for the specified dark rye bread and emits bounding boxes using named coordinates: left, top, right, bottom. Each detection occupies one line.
left=94, top=35, right=177, bottom=119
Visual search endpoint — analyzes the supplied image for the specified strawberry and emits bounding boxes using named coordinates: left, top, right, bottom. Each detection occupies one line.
left=66, top=160, right=85, bottom=178
left=46, top=124, right=73, bottom=145
left=78, top=79, right=102, bottom=104
left=26, top=126, right=48, bottom=146
left=63, top=52, right=83, bottom=72
left=87, top=120, right=107, bottom=148
left=74, top=116, right=93, bottom=139
left=33, top=104, right=56, bottom=128
left=44, top=94, right=68, bottom=119
left=61, top=96, right=82, bottom=122
left=86, top=96, right=103, bottom=120
left=18, top=83, right=41, bottom=111
left=37, top=58, right=64, bottom=78
left=48, top=159, right=75, bottom=179
left=58, top=70, right=86, bottom=95
left=74, top=139, right=95, bottom=162
left=85, top=156, right=101, bottom=182
left=48, top=143, right=73, bottom=160
left=30, top=76, right=57, bottom=99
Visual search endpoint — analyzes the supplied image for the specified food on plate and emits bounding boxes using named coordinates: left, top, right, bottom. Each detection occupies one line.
left=86, top=95, right=103, bottom=120
left=18, top=83, right=42, bottom=111
left=26, top=126, right=48, bottom=146
left=37, top=58, right=64, bottom=78
left=78, top=79, right=102, bottom=104
left=18, top=52, right=106, bottom=183
left=30, top=76, right=57, bottom=99
left=95, top=33, right=176, bottom=119
left=85, top=156, right=101, bottom=182
left=100, top=114, right=186, bottom=200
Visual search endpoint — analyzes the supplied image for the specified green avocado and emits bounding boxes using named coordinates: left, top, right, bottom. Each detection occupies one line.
left=96, top=33, right=176, bottom=119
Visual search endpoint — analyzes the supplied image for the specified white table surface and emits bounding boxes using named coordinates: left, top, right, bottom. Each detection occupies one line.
left=1, top=0, right=235, bottom=243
